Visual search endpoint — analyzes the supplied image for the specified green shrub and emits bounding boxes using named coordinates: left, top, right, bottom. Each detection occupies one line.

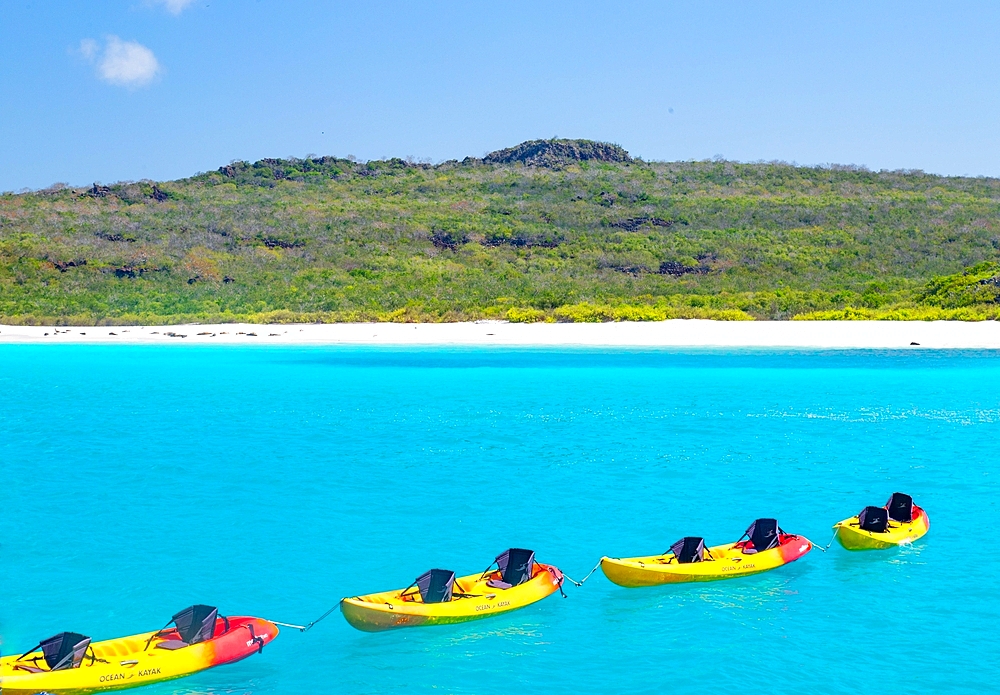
left=553, top=303, right=615, bottom=322
left=921, top=262, right=1000, bottom=307
left=5, top=149, right=1000, bottom=323
left=506, top=307, right=547, bottom=323
left=793, top=305, right=1000, bottom=321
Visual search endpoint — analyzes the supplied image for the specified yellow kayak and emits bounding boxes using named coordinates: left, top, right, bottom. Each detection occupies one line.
left=834, top=493, right=929, bottom=550
left=601, top=519, right=813, bottom=587
left=341, top=548, right=564, bottom=632
left=0, top=606, right=277, bottom=695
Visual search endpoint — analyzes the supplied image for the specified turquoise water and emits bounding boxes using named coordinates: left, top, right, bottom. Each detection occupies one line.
left=1, top=346, right=997, bottom=694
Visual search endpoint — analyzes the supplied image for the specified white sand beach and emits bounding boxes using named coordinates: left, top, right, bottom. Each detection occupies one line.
left=1, top=320, right=1000, bottom=348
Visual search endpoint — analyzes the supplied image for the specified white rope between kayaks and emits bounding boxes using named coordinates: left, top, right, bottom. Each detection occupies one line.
left=563, top=559, right=603, bottom=587
left=265, top=604, right=340, bottom=632
left=813, top=530, right=839, bottom=552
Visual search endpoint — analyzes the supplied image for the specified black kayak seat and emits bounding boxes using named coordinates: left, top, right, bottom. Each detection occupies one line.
left=743, top=518, right=781, bottom=554
left=496, top=548, right=536, bottom=587
left=416, top=569, right=456, bottom=603
left=171, top=605, right=219, bottom=645
left=21, top=632, right=91, bottom=671
left=669, top=537, right=706, bottom=564
left=858, top=505, right=889, bottom=533
left=45, top=632, right=91, bottom=670
left=886, top=492, right=914, bottom=523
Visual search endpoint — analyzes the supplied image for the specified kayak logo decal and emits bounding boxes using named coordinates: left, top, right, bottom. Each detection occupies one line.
left=99, top=673, right=128, bottom=682
left=476, top=601, right=510, bottom=612
left=138, top=668, right=161, bottom=677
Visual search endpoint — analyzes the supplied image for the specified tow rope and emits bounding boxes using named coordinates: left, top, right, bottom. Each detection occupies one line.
left=563, top=559, right=603, bottom=587
left=265, top=604, right=340, bottom=632
left=813, top=530, right=839, bottom=552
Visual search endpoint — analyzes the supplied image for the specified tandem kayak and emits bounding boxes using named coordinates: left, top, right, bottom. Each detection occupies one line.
left=834, top=492, right=929, bottom=550
left=341, top=548, right=564, bottom=632
left=0, top=606, right=277, bottom=695
left=601, top=518, right=812, bottom=587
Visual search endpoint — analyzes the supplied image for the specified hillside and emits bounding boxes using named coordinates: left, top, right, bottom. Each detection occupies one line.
left=2, top=139, right=1000, bottom=324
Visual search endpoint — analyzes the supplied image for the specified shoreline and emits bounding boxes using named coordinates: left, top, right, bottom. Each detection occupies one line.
left=2, top=320, right=1000, bottom=348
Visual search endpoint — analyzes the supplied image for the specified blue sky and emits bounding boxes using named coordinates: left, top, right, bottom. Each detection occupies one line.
left=2, top=1, right=999, bottom=190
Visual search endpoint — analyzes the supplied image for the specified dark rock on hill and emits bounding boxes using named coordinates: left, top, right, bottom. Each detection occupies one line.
left=84, top=184, right=113, bottom=198
left=95, top=231, right=137, bottom=243
left=104, top=265, right=164, bottom=279
left=483, top=229, right=563, bottom=249
left=659, top=261, right=709, bottom=276
left=50, top=259, right=86, bottom=272
left=430, top=228, right=468, bottom=250
left=609, top=216, right=675, bottom=232
left=484, top=139, right=633, bottom=167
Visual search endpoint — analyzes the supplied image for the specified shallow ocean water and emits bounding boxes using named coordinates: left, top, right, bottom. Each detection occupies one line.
left=1, top=346, right=997, bottom=694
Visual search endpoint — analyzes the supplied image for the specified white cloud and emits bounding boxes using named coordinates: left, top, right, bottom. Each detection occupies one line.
left=79, top=36, right=161, bottom=88
left=100, top=37, right=160, bottom=86
left=149, top=0, right=194, bottom=14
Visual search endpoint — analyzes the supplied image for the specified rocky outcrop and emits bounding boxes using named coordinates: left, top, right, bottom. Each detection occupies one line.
left=95, top=232, right=137, bottom=243
left=84, top=184, right=112, bottom=198
left=483, top=231, right=563, bottom=249
left=484, top=139, right=633, bottom=167
left=658, top=261, right=709, bottom=276
left=260, top=236, right=305, bottom=249
left=104, top=265, right=164, bottom=279
left=610, top=216, right=675, bottom=232
left=51, top=259, right=86, bottom=272
left=430, top=229, right=467, bottom=250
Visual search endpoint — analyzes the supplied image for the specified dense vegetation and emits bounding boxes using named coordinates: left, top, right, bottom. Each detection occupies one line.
left=2, top=139, right=1000, bottom=324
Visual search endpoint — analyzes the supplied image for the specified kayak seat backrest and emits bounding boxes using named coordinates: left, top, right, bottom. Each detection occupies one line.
left=171, top=605, right=219, bottom=645
left=416, top=569, right=455, bottom=603
left=744, top=518, right=780, bottom=554
left=886, top=492, right=914, bottom=523
left=670, top=537, right=706, bottom=564
left=497, top=548, right=536, bottom=587
left=859, top=506, right=889, bottom=533
left=40, top=632, right=91, bottom=671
